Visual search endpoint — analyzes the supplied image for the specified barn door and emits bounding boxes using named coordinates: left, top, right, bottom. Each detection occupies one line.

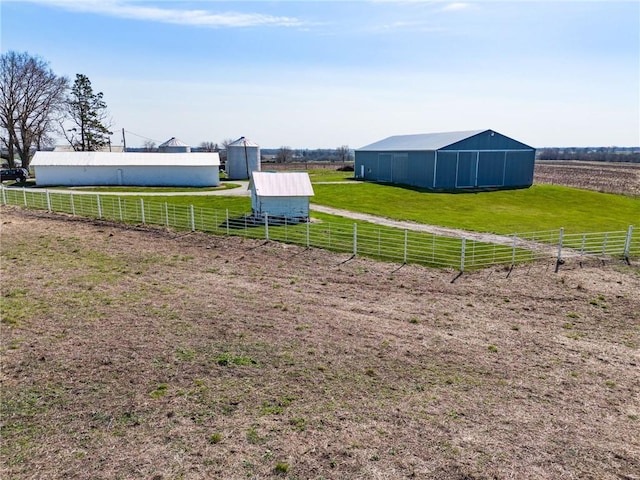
left=456, top=152, right=477, bottom=188
left=378, top=154, right=392, bottom=182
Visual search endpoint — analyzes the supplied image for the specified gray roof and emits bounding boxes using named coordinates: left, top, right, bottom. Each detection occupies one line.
left=250, top=171, right=314, bottom=197
left=229, top=136, right=259, bottom=147
left=159, top=137, right=189, bottom=147
left=357, top=129, right=487, bottom=151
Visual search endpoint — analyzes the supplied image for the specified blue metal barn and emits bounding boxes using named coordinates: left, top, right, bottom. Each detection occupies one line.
left=354, top=129, right=536, bottom=191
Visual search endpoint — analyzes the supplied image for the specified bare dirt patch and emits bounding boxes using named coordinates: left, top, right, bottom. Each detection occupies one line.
left=535, top=161, right=640, bottom=196
left=2, top=206, right=639, bottom=480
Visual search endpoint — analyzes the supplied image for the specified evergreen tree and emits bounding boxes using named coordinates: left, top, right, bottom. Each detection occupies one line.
left=64, top=74, right=111, bottom=151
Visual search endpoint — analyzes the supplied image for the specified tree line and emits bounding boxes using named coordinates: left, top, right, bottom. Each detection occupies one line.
left=537, top=147, right=640, bottom=163
left=139, top=142, right=354, bottom=164
left=1, top=51, right=112, bottom=169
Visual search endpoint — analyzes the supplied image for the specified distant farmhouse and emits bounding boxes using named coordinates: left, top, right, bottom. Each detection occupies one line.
left=355, top=129, right=535, bottom=191
left=30, top=151, right=220, bottom=187
left=250, top=171, right=314, bottom=220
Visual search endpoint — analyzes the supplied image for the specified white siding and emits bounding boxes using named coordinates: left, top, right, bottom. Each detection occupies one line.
left=33, top=165, right=220, bottom=187
left=249, top=171, right=314, bottom=218
left=31, top=151, right=220, bottom=187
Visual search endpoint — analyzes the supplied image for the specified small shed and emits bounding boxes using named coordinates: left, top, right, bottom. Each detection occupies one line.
left=158, top=137, right=191, bottom=153
left=31, top=151, right=220, bottom=187
left=355, top=129, right=535, bottom=191
left=226, top=137, right=261, bottom=180
left=249, top=171, right=314, bottom=220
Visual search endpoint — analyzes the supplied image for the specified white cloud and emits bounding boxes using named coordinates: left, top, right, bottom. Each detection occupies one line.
left=22, top=0, right=306, bottom=28
left=440, top=3, right=471, bottom=12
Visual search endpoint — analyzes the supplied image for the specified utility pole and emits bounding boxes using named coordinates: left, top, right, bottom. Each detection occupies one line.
left=122, top=128, right=127, bottom=152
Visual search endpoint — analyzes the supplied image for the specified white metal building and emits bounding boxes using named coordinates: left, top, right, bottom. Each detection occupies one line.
left=30, top=151, right=220, bottom=187
left=249, top=171, right=314, bottom=219
left=226, top=137, right=261, bottom=180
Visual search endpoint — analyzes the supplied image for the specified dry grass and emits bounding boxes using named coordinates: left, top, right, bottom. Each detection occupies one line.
left=535, top=161, right=640, bottom=196
left=1, top=206, right=639, bottom=479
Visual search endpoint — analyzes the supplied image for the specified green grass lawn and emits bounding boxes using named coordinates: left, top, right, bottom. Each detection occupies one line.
left=311, top=183, right=639, bottom=234
left=16, top=169, right=638, bottom=235
left=43, top=183, right=242, bottom=193
left=96, top=182, right=638, bottom=234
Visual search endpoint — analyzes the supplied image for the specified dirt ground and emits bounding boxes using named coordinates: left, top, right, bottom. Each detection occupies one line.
left=1, top=206, right=639, bottom=480
left=534, top=161, right=640, bottom=196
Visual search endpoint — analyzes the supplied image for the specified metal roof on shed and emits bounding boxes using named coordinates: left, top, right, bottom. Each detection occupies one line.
left=357, top=130, right=487, bottom=151
left=31, top=151, right=220, bottom=167
left=250, top=171, right=314, bottom=197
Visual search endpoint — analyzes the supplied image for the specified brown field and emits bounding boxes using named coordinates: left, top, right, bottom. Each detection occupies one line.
left=534, top=161, right=640, bottom=196
left=1, top=206, right=639, bottom=480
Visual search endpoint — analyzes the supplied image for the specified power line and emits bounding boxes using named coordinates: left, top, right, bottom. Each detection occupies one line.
left=122, top=129, right=161, bottom=144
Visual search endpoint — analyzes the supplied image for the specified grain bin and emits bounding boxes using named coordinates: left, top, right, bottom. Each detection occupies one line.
left=158, top=137, right=191, bottom=153
left=226, top=136, right=260, bottom=180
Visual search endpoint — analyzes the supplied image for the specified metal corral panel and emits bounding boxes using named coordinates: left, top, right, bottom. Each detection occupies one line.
left=226, top=136, right=261, bottom=180
left=250, top=171, right=314, bottom=218
left=31, top=151, right=220, bottom=187
left=355, top=129, right=535, bottom=191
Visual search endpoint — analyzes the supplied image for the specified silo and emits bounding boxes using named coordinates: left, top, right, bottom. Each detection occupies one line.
left=226, top=136, right=260, bottom=180
left=158, top=137, right=191, bottom=153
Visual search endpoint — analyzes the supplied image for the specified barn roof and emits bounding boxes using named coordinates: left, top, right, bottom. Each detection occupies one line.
left=31, top=151, right=220, bottom=167
left=358, top=129, right=488, bottom=151
left=250, top=171, right=314, bottom=197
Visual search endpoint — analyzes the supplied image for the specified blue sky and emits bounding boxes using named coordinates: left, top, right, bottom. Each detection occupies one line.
left=2, top=1, right=638, bottom=149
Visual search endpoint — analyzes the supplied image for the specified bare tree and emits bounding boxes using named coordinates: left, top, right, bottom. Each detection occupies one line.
left=199, top=141, right=219, bottom=152
left=219, top=138, right=234, bottom=163
left=62, top=74, right=112, bottom=151
left=336, top=145, right=352, bottom=163
left=276, top=146, right=293, bottom=163
left=0, top=51, right=68, bottom=168
left=142, top=140, right=156, bottom=152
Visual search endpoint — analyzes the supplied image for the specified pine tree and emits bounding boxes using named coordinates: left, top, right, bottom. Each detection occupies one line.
left=64, top=74, right=111, bottom=151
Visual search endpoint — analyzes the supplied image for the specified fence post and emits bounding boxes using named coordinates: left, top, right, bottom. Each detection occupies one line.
left=623, top=225, right=633, bottom=262
left=190, top=205, right=195, bottom=231
left=165, top=202, right=169, bottom=227
left=46, top=189, right=51, bottom=212
left=140, top=198, right=145, bottom=224
left=403, top=230, right=408, bottom=263
left=555, top=227, right=564, bottom=273
left=264, top=213, right=269, bottom=240
left=71, top=193, right=75, bottom=216
left=580, top=234, right=586, bottom=256
left=226, top=209, right=230, bottom=235
left=97, top=194, right=102, bottom=219
left=602, top=232, right=608, bottom=256
left=284, top=217, right=288, bottom=242
left=117, top=197, right=122, bottom=221
left=511, top=234, right=517, bottom=266
left=460, top=237, right=466, bottom=272
left=23, top=187, right=27, bottom=206
left=2, top=186, right=6, bottom=205
left=306, top=217, right=310, bottom=248
left=353, top=223, right=358, bottom=256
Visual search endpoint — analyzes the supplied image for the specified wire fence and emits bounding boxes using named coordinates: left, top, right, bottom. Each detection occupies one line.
left=2, top=186, right=637, bottom=272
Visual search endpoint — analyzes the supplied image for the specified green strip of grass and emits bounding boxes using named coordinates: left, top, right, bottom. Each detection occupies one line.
left=311, top=183, right=639, bottom=234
